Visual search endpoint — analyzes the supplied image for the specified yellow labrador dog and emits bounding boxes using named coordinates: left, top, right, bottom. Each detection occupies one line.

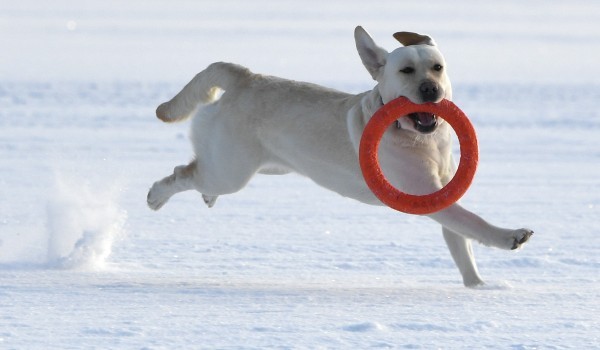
left=148, top=26, right=533, bottom=287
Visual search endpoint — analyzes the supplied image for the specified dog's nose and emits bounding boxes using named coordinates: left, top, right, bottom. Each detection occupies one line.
left=419, top=81, right=440, bottom=102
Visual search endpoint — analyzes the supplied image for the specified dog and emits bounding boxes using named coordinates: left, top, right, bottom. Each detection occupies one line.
left=147, top=26, right=533, bottom=287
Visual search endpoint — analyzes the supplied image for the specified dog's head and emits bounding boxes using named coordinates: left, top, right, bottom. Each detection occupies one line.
left=355, top=26, right=452, bottom=134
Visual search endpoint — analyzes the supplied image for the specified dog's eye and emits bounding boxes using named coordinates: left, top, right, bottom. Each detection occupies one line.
left=399, top=67, right=415, bottom=74
left=433, top=64, right=443, bottom=72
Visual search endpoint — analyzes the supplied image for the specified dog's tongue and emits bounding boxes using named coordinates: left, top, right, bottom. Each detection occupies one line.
left=414, top=112, right=436, bottom=126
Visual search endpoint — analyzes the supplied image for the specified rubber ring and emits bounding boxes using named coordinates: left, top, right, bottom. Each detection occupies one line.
left=359, top=97, right=478, bottom=215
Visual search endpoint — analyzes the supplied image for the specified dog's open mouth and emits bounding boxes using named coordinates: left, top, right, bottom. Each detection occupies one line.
left=408, top=112, right=438, bottom=134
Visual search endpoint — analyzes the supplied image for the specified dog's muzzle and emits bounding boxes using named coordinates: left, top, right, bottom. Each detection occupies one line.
left=419, top=81, right=440, bottom=103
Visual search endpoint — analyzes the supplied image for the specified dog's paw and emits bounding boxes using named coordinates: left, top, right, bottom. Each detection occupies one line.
left=510, top=228, right=534, bottom=250
left=464, top=277, right=486, bottom=289
left=202, top=194, right=218, bottom=208
left=147, top=182, right=170, bottom=211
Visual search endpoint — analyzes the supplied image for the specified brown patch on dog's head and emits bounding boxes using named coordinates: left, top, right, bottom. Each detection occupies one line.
left=393, top=32, right=436, bottom=46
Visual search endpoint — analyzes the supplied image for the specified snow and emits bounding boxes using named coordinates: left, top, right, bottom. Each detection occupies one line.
left=1, top=0, right=599, bottom=348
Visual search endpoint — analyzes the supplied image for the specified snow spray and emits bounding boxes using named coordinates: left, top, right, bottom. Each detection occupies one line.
left=45, top=174, right=127, bottom=269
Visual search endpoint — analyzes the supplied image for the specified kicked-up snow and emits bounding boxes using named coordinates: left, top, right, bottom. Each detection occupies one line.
left=1, top=0, right=599, bottom=348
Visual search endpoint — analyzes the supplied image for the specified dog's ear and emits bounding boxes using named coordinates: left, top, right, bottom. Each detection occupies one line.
left=355, top=26, right=388, bottom=80
left=393, top=32, right=436, bottom=46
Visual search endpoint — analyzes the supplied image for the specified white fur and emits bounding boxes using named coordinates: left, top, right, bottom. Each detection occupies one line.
left=148, top=26, right=532, bottom=287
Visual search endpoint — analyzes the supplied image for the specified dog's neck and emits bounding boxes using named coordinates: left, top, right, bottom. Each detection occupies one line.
left=347, top=86, right=386, bottom=154
left=360, top=85, right=385, bottom=120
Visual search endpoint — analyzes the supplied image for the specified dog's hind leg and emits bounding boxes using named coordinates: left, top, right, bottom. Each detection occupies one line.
left=147, top=161, right=198, bottom=211
left=442, top=227, right=484, bottom=287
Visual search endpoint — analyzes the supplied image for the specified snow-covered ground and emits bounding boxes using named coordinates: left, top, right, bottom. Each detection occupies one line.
left=1, top=1, right=599, bottom=348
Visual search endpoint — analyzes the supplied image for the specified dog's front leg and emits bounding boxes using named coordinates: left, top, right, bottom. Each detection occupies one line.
left=442, top=227, right=484, bottom=287
left=428, top=204, right=533, bottom=250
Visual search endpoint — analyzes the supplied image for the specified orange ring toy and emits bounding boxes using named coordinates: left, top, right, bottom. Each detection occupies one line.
left=359, top=97, right=478, bottom=215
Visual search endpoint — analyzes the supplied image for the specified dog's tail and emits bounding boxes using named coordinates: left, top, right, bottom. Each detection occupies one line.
left=156, top=62, right=249, bottom=123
